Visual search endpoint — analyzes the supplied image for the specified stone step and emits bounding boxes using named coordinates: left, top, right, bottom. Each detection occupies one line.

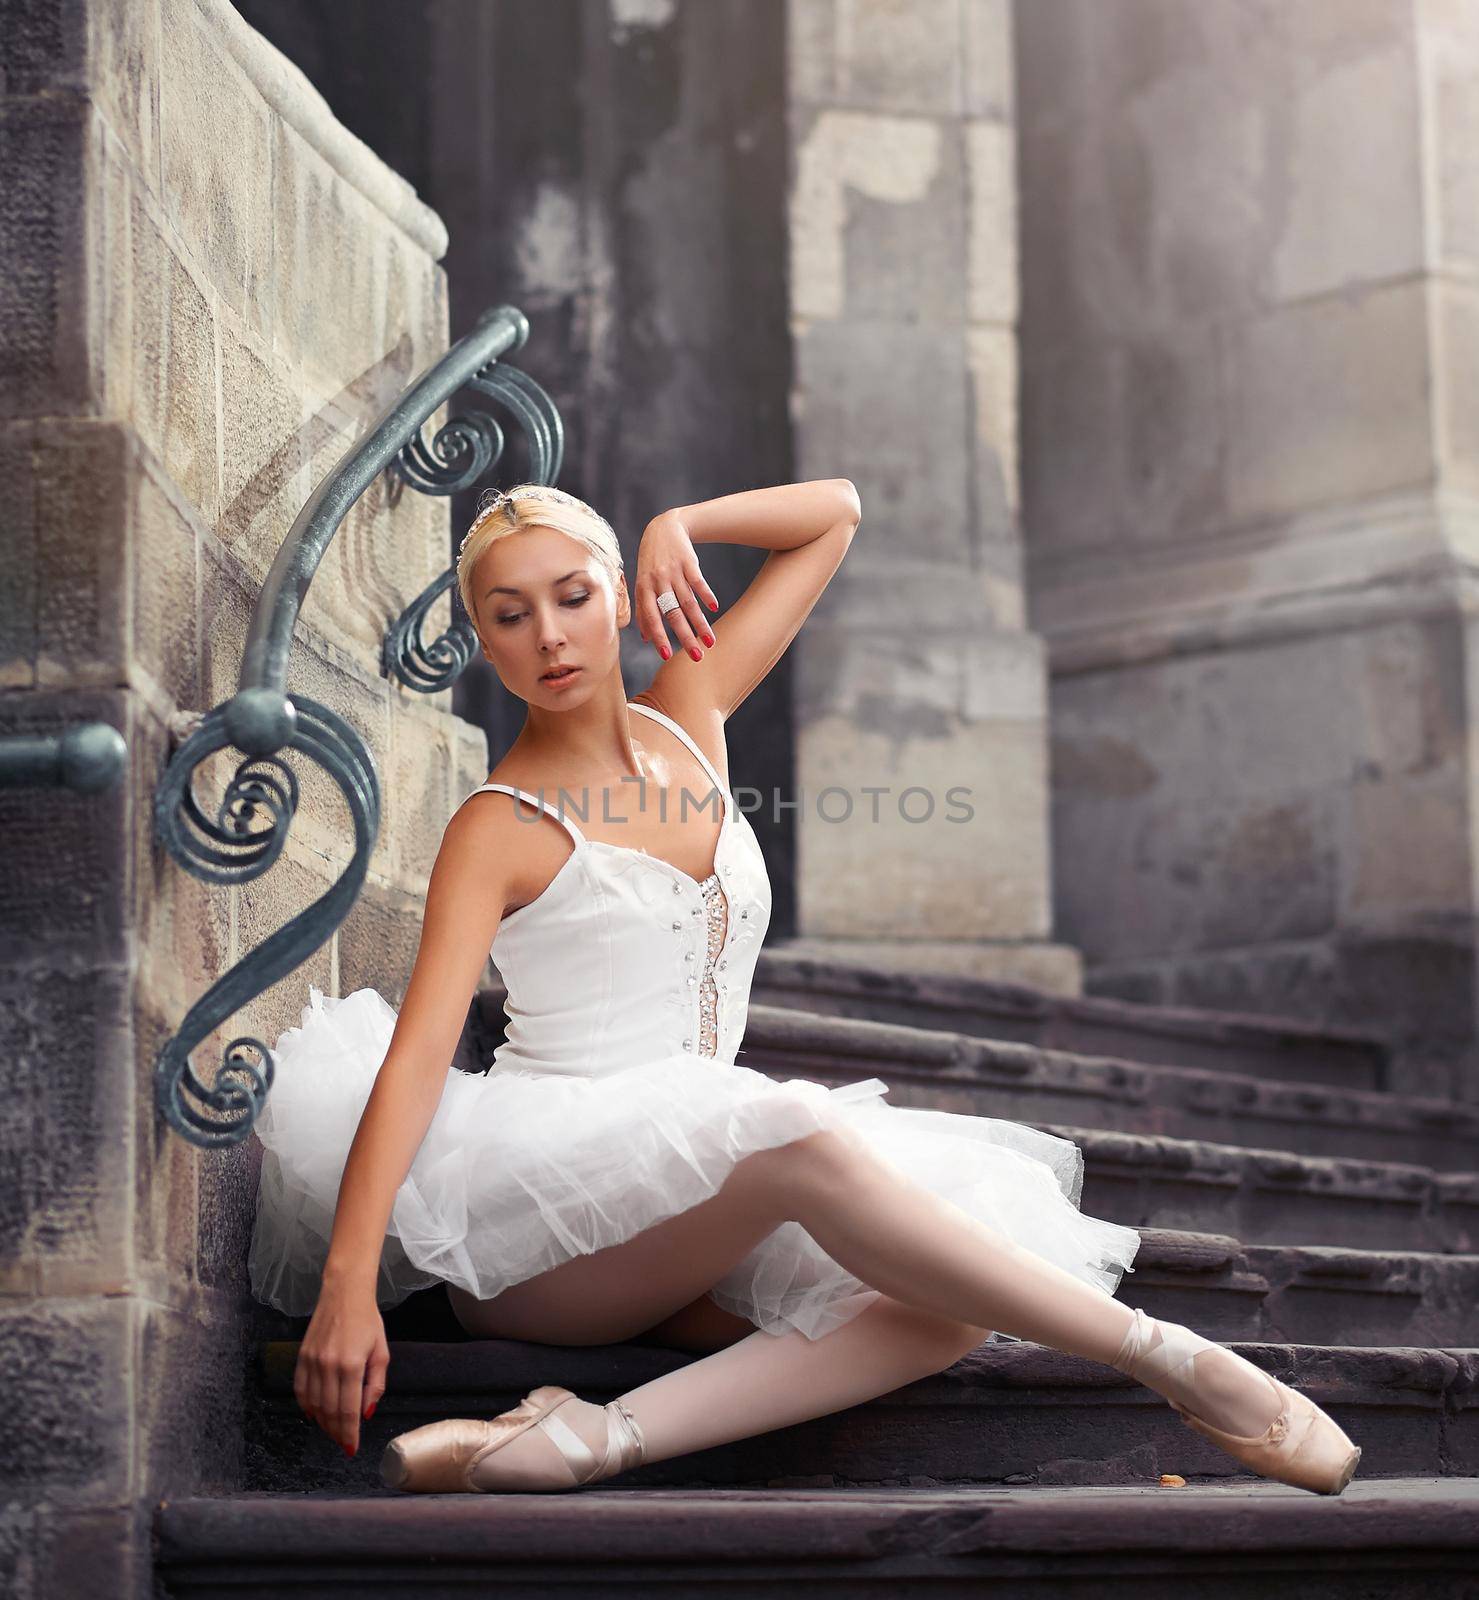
left=250, top=1226, right=1479, bottom=1357
left=242, top=1335, right=1478, bottom=1499
left=467, top=989, right=1474, bottom=1170
left=733, top=1005, right=1479, bottom=1170
left=757, top=946, right=1392, bottom=1090
left=472, top=963, right=1389, bottom=1093
left=154, top=1480, right=1479, bottom=1599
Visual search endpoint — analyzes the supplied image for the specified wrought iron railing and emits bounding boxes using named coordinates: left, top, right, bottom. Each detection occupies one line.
left=0, top=722, right=127, bottom=791
left=153, top=303, right=564, bottom=1148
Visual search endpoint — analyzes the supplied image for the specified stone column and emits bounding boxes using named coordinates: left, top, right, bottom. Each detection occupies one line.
left=0, top=2, right=474, bottom=1591
left=1017, top=0, right=1479, bottom=1099
left=783, top=0, right=1079, bottom=991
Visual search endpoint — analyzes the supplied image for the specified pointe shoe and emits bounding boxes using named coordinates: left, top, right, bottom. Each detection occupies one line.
left=1111, top=1308, right=1362, bottom=1496
left=379, top=1384, right=647, bottom=1494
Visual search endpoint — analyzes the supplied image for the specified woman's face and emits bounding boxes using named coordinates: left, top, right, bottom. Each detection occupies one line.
left=471, top=525, right=630, bottom=706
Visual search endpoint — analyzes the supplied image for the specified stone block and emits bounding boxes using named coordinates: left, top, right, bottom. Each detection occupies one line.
left=29, top=420, right=129, bottom=689
left=336, top=876, right=433, bottom=1009
left=0, top=421, right=38, bottom=688
left=0, top=0, right=87, bottom=96
left=234, top=847, right=337, bottom=1050
left=965, top=327, right=1023, bottom=608
left=0, top=95, right=89, bottom=419
left=298, top=375, right=447, bottom=662
left=0, top=1296, right=132, bottom=1507
left=1224, top=280, right=1432, bottom=526
left=790, top=108, right=951, bottom=322
left=386, top=703, right=455, bottom=885
left=792, top=318, right=970, bottom=562
left=136, top=1293, right=246, bottom=1497
left=218, top=311, right=310, bottom=574
left=130, top=975, right=200, bottom=1303
left=87, top=0, right=159, bottom=183
left=0, top=686, right=129, bottom=965
left=159, top=0, right=274, bottom=340
left=828, top=0, right=967, bottom=116
left=1419, top=0, right=1479, bottom=271
left=134, top=703, right=233, bottom=1007
left=281, top=641, right=396, bottom=883
left=1019, top=340, right=1126, bottom=554
left=797, top=579, right=1046, bottom=726
left=86, top=101, right=138, bottom=426
left=34, top=1503, right=149, bottom=1600
left=197, top=528, right=254, bottom=712
left=1268, top=26, right=1423, bottom=302
left=962, top=0, right=1013, bottom=120
left=965, top=118, right=1016, bottom=325
left=787, top=0, right=838, bottom=106
left=1346, top=769, right=1469, bottom=918
left=129, top=185, right=220, bottom=523
left=797, top=712, right=1051, bottom=939
left=0, top=961, right=132, bottom=1298
left=1434, top=279, right=1479, bottom=497
left=270, top=117, right=391, bottom=392
left=196, top=1125, right=258, bottom=1296
left=131, top=459, right=201, bottom=706
left=454, top=712, right=493, bottom=795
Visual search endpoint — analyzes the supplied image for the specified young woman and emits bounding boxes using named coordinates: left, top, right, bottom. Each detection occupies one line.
left=248, top=480, right=1361, bottom=1496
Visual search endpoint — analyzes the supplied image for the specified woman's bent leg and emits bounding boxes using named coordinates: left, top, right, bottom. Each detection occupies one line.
left=446, top=1145, right=800, bottom=1345
left=617, top=1296, right=988, bottom=1465
left=451, top=1292, right=988, bottom=1481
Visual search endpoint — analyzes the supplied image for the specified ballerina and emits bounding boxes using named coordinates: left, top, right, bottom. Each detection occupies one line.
left=248, top=478, right=1361, bottom=1497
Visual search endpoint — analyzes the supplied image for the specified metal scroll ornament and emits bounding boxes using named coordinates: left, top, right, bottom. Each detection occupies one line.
left=384, top=361, right=565, bottom=693
left=153, top=690, right=379, bottom=1147
left=151, top=304, right=554, bottom=1148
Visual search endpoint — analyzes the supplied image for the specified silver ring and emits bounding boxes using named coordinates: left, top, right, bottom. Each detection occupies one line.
left=656, top=590, right=681, bottom=615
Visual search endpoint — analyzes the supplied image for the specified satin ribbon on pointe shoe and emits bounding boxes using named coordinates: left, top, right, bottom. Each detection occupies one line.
left=1110, top=1307, right=1362, bottom=1496
left=380, top=1385, right=647, bottom=1494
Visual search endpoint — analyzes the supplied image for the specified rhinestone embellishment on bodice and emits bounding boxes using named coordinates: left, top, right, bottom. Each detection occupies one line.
left=696, top=872, right=730, bottom=1056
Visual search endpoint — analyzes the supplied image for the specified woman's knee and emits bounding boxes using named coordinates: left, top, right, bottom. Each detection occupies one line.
left=870, top=1295, right=989, bottom=1366
left=728, top=1127, right=868, bottom=1216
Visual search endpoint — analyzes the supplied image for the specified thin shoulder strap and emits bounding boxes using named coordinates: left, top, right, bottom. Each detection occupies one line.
left=469, top=784, right=587, bottom=847
left=628, top=701, right=731, bottom=812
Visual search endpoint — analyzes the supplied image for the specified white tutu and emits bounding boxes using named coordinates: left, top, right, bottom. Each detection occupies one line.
left=249, top=986, right=1141, bottom=1342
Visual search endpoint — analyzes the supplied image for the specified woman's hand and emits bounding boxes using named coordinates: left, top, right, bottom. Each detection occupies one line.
left=635, top=510, right=720, bottom=663
left=294, top=1279, right=390, bottom=1458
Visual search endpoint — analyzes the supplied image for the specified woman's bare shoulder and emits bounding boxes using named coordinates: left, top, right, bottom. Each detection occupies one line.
left=628, top=687, right=730, bottom=786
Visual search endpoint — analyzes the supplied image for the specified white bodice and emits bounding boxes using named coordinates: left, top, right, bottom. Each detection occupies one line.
left=463, top=702, right=773, bottom=1079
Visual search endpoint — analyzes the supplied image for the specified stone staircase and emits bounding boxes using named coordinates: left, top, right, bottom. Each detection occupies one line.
left=154, top=951, right=1479, bottom=1596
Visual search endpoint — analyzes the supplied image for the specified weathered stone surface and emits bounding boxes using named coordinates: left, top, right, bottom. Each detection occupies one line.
left=0, top=1297, right=132, bottom=1507
left=0, top=94, right=89, bottom=419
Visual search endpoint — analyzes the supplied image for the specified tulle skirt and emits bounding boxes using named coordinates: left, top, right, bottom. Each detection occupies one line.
left=248, top=987, right=1142, bottom=1343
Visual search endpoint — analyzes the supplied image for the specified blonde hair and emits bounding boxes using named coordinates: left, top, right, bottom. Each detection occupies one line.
left=456, top=484, right=624, bottom=625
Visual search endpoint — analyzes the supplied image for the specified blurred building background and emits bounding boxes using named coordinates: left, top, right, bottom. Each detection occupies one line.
left=238, top=0, right=1479, bottom=1100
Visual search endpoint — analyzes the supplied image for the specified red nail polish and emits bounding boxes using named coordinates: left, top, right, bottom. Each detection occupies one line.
left=689, top=647, right=701, bottom=661
left=660, top=645, right=671, bottom=660
left=364, top=1401, right=377, bottom=1421
left=703, top=634, right=714, bottom=647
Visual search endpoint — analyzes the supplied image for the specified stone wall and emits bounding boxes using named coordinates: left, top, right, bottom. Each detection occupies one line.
left=783, top=0, right=1080, bottom=991
left=1017, top=0, right=1479, bottom=1098
left=0, top=1, right=475, bottom=1591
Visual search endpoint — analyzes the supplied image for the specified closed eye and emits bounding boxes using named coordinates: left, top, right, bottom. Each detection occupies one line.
left=496, top=593, right=591, bottom=626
